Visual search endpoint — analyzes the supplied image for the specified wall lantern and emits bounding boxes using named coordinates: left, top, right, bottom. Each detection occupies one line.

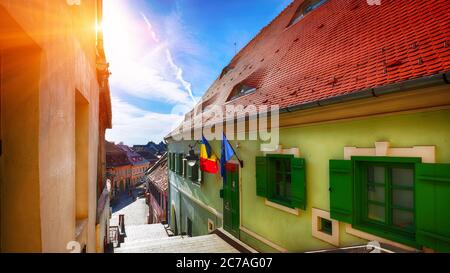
left=185, top=141, right=201, bottom=167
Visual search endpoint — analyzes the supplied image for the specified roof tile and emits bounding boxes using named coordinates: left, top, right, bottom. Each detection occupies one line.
left=184, top=0, right=450, bottom=126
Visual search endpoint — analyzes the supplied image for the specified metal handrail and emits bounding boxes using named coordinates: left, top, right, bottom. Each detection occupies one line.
left=109, top=226, right=120, bottom=248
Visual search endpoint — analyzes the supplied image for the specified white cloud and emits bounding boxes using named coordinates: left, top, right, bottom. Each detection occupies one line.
left=103, top=1, right=209, bottom=144
left=165, top=49, right=196, bottom=103
left=103, top=0, right=198, bottom=106
left=106, top=96, right=185, bottom=145
left=141, top=13, right=160, bottom=43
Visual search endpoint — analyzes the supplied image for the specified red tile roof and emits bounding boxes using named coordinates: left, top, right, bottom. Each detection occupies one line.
left=147, top=153, right=168, bottom=192
left=117, top=144, right=149, bottom=166
left=105, top=141, right=130, bottom=167
left=192, top=0, right=450, bottom=118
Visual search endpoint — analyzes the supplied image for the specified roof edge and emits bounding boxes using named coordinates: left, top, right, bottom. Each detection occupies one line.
left=281, top=72, right=449, bottom=114
left=165, top=72, right=450, bottom=140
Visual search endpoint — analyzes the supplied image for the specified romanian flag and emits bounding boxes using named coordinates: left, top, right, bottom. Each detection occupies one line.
left=200, top=135, right=218, bottom=174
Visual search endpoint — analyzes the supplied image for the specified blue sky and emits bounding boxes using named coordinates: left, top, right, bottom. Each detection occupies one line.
left=103, top=0, right=291, bottom=145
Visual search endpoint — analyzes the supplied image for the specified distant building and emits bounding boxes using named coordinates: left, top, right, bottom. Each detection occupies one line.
left=145, top=154, right=168, bottom=224
left=117, top=144, right=150, bottom=187
left=106, top=141, right=132, bottom=197
left=133, top=141, right=167, bottom=165
left=133, top=146, right=160, bottom=166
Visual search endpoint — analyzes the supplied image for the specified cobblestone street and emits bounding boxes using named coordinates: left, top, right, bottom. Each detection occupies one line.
left=110, top=187, right=148, bottom=227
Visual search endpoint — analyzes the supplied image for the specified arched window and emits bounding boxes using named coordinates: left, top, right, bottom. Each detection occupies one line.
left=288, top=0, right=329, bottom=27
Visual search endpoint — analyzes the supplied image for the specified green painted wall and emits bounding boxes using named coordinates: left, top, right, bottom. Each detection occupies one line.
left=168, top=109, right=450, bottom=252
left=168, top=141, right=223, bottom=236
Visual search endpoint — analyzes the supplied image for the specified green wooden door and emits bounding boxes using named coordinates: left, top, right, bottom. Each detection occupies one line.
left=223, top=164, right=240, bottom=239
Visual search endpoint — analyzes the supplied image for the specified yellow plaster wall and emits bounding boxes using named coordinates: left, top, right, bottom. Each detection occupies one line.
left=239, top=108, right=450, bottom=252
left=0, top=0, right=101, bottom=252
left=0, top=43, right=42, bottom=253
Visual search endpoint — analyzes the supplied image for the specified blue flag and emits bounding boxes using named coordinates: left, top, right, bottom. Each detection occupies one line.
left=221, top=133, right=236, bottom=179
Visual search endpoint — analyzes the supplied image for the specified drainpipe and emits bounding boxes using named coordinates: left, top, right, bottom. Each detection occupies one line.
left=280, top=72, right=450, bottom=114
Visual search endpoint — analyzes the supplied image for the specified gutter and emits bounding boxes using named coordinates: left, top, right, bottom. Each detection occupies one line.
left=166, top=72, right=450, bottom=140
left=280, top=72, right=450, bottom=114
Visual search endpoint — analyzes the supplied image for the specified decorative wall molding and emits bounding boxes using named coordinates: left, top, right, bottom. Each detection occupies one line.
left=260, top=144, right=282, bottom=153
left=344, top=142, right=435, bottom=163
left=311, top=208, right=340, bottom=247
left=262, top=145, right=301, bottom=157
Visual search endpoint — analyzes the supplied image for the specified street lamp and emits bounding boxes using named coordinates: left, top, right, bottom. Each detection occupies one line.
left=185, top=141, right=201, bottom=167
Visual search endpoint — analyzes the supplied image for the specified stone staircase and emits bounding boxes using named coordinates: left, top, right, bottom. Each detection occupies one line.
left=114, top=223, right=241, bottom=253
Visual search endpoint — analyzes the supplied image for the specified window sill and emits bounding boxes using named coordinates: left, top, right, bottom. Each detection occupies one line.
left=265, top=199, right=299, bottom=216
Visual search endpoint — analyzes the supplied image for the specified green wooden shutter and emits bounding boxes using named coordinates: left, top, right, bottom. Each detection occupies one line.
left=291, top=158, right=306, bottom=210
left=416, top=163, right=450, bottom=253
left=176, top=154, right=182, bottom=174
left=197, top=160, right=202, bottom=183
left=192, top=163, right=199, bottom=182
left=168, top=153, right=172, bottom=170
left=174, top=153, right=178, bottom=173
left=329, top=160, right=354, bottom=224
left=167, top=153, right=170, bottom=169
left=186, top=162, right=192, bottom=179
left=255, top=157, right=268, bottom=197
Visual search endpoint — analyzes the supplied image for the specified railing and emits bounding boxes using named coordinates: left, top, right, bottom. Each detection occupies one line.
left=109, top=226, right=120, bottom=248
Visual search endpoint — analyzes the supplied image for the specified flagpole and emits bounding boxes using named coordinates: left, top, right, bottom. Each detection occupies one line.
left=223, top=134, right=244, bottom=168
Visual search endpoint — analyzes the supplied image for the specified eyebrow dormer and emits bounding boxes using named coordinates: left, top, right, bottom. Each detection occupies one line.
left=287, top=0, right=329, bottom=27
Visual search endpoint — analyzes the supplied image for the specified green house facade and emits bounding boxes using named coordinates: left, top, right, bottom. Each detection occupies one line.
left=165, top=0, right=450, bottom=253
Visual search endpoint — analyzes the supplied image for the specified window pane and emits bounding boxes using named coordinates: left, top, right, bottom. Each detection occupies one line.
left=368, top=185, right=385, bottom=203
left=285, top=174, right=292, bottom=197
left=392, top=168, right=414, bottom=187
left=276, top=180, right=283, bottom=197
left=284, top=159, right=291, bottom=172
left=368, top=166, right=385, bottom=184
left=275, top=160, right=281, bottom=170
left=393, top=189, right=414, bottom=209
left=368, top=204, right=385, bottom=223
left=393, top=209, right=414, bottom=229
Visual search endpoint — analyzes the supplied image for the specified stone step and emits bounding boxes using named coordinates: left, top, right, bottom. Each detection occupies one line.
left=119, top=236, right=183, bottom=249
left=124, top=224, right=168, bottom=243
left=116, top=234, right=240, bottom=253
left=116, top=236, right=189, bottom=253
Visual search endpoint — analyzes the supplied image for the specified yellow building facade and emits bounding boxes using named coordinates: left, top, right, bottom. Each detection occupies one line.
left=0, top=0, right=111, bottom=253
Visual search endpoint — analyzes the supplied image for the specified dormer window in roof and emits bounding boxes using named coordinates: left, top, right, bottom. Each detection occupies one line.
left=288, top=0, right=329, bottom=27
left=227, top=84, right=257, bottom=102
left=220, top=65, right=234, bottom=79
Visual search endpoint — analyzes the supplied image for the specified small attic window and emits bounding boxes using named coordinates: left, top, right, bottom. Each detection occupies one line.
left=228, top=84, right=257, bottom=102
left=288, top=0, right=328, bottom=27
